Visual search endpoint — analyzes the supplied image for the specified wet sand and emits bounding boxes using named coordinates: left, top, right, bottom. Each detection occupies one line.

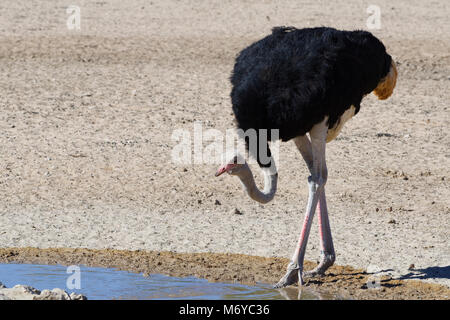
left=1, top=247, right=449, bottom=300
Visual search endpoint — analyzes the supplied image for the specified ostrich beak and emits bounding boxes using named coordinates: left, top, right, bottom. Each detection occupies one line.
left=215, top=163, right=234, bottom=177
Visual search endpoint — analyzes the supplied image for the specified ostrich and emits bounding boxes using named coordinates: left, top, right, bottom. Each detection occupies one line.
left=215, top=27, right=397, bottom=288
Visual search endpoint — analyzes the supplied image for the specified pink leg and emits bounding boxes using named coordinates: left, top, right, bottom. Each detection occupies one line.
left=274, top=125, right=328, bottom=288
left=274, top=176, right=323, bottom=288
left=304, top=187, right=335, bottom=277
left=318, top=189, right=334, bottom=256
left=293, top=177, right=324, bottom=267
left=295, top=134, right=336, bottom=276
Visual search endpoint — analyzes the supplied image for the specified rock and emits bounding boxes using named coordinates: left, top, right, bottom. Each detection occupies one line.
left=233, top=208, right=243, bottom=215
left=34, top=288, right=70, bottom=300
left=70, top=292, right=87, bottom=300
left=0, top=284, right=41, bottom=300
left=0, top=283, right=87, bottom=300
left=376, top=133, right=393, bottom=138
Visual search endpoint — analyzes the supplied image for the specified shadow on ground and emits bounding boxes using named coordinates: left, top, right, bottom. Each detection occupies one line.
left=399, top=266, right=450, bottom=281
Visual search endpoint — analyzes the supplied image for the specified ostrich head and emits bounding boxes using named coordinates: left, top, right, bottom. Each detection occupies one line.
left=374, top=59, right=397, bottom=100
left=215, top=152, right=277, bottom=204
left=215, top=153, right=246, bottom=177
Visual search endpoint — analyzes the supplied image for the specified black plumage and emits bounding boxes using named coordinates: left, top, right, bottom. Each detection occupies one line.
left=230, top=26, right=392, bottom=167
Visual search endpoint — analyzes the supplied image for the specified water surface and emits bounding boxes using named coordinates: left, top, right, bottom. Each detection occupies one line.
left=0, top=263, right=335, bottom=300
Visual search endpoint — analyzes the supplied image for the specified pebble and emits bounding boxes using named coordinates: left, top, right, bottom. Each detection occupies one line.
left=233, top=208, right=243, bottom=215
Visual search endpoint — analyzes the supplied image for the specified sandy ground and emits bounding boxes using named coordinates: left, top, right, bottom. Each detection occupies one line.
left=0, top=0, right=449, bottom=298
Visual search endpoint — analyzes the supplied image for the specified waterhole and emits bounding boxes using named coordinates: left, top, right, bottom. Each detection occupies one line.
left=0, top=263, right=339, bottom=300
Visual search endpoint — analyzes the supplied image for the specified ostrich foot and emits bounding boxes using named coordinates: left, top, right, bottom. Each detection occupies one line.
left=303, top=252, right=335, bottom=278
left=273, top=261, right=303, bottom=288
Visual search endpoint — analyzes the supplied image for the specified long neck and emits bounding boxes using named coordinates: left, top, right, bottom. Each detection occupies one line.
left=238, top=163, right=278, bottom=204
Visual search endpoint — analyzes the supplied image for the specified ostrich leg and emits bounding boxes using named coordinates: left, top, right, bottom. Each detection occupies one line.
left=294, top=135, right=336, bottom=277
left=305, top=188, right=336, bottom=276
left=274, top=122, right=329, bottom=288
